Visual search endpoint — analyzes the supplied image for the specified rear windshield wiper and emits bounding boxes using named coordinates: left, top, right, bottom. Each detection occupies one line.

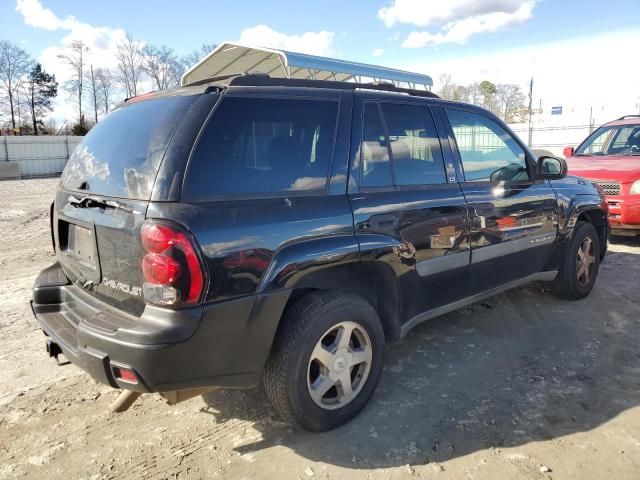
left=68, top=195, right=141, bottom=214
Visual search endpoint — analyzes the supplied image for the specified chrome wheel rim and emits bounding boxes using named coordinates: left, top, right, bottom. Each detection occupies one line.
left=576, top=237, right=596, bottom=287
left=307, top=321, right=373, bottom=410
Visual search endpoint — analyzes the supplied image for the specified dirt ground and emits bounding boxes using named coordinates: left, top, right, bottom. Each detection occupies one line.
left=1, top=177, right=640, bottom=480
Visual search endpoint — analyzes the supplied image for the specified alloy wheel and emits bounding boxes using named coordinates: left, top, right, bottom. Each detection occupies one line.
left=576, top=237, right=596, bottom=287
left=307, top=321, right=373, bottom=410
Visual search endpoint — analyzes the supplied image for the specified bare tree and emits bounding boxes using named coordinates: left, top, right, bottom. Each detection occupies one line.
left=496, top=84, right=527, bottom=123
left=467, top=82, right=481, bottom=105
left=85, top=64, right=100, bottom=123
left=57, top=40, right=88, bottom=127
left=436, top=73, right=455, bottom=100
left=0, top=40, right=32, bottom=132
left=181, top=43, right=216, bottom=70
left=451, top=85, right=469, bottom=103
left=142, top=45, right=182, bottom=90
left=94, top=68, right=115, bottom=114
left=115, top=33, right=144, bottom=97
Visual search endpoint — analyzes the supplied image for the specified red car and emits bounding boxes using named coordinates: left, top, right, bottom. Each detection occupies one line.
left=564, top=115, right=640, bottom=238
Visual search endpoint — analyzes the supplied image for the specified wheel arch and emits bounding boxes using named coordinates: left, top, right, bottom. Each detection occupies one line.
left=576, top=208, right=608, bottom=259
left=546, top=196, right=608, bottom=271
left=279, top=261, right=402, bottom=343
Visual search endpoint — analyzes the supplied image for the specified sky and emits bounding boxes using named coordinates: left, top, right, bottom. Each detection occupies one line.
left=2, top=0, right=640, bottom=125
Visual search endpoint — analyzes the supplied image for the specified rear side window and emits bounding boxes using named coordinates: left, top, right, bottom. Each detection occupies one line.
left=60, top=95, right=197, bottom=200
left=184, top=97, right=339, bottom=198
left=359, top=102, right=446, bottom=189
left=380, top=103, right=446, bottom=186
left=361, top=103, right=392, bottom=188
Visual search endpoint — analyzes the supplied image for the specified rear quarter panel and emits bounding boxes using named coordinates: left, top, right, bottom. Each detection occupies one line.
left=146, top=196, right=356, bottom=302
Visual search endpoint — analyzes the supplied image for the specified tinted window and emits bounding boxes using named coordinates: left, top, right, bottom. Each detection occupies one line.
left=60, top=95, right=196, bottom=199
left=360, top=103, right=392, bottom=188
left=447, top=109, right=529, bottom=182
left=576, top=125, right=640, bottom=155
left=381, top=103, right=446, bottom=186
left=184, top=97, right=338, bottom=197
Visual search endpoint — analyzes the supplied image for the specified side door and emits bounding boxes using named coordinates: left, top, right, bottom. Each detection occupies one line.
left=348, top=95, right=470, bottom=324
left=443, top=107, right=558, bottom=292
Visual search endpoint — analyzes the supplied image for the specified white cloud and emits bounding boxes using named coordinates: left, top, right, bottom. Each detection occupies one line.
left=15, top=0, right=140, bottom=122
left=378, top=0, right=533, bottom=27
left=378, top=0, right=536, bottom=47
left=402, top=2, right=534, bottom=46
left=237, top=25, right=335, bottom=56
left=396, top=29, right=640, bottom=124
left=16, top=0, right=74, bottom=30
left=373, top=48, right=385, bottom=57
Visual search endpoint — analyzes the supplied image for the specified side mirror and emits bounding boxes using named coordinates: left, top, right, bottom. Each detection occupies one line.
left=563, top=146, right=575, bottom=158
left=537, top=155, right=568, bottom=180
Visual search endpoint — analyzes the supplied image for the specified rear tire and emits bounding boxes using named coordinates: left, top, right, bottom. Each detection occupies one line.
left=263, top=291, right=385, bottom=431
left=550, top=221, right=600, bottom=300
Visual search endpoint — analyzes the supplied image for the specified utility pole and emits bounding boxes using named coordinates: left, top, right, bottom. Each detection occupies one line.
left=527, top=77, right=533, bottom=148
left=538, top=98, right=542, bottom=125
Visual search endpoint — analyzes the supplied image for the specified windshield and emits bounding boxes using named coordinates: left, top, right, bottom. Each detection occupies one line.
left=575, top=124, right=640, bottom=156
left=60, top=95, right=197, bottom=200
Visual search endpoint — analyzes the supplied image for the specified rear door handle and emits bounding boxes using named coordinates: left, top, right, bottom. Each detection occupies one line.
left=369, top=213, right=398, bottom=228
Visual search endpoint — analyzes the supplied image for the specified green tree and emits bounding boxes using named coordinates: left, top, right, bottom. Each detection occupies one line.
left=26, top=63, right=57, bottom=135
left=478, top=80, right=497, bottom=112
left=71, top=115, right=90, bottom=135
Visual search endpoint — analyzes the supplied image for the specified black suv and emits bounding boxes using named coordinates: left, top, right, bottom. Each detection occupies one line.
left=32, top=75, right=608, bottom=431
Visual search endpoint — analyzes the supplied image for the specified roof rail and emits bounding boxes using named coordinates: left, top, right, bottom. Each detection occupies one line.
left=617, top=114, right=640, bottom=120
left=190, top=73, right=440, bottom=99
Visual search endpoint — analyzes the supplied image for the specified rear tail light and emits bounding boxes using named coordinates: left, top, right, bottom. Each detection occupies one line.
left=140, top=221, right=206, bottom=306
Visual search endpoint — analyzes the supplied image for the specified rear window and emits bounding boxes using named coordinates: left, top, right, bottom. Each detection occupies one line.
left=60, top=95, right=196, bottom=200
left=183, top=96, right=339, bottom=199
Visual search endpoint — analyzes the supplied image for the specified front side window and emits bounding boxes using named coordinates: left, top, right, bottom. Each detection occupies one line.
left=447, top=109, right=529, bottom=182
left=381, top=103, right=446, bottom=186
left=576, top=125, right=640, bottom=156
left=184, top=97, right=338, bottom=198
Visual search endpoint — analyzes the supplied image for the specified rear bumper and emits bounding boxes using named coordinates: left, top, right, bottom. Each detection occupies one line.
left=606, top=195, right=640, bottom=232
left=32, top=262, right=290, bottom=392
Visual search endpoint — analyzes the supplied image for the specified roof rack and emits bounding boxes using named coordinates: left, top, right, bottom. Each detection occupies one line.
left=617, top=114, right=640, bottom=120
left=181, top=42, right=433, bottom=91
left=198, top=73, right=440, bottom=99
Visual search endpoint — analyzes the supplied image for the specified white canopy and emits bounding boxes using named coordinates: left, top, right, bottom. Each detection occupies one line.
left=181, top=42, right=433, bottom=89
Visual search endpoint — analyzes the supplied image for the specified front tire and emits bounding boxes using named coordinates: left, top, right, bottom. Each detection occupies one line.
left=551, top=221, right=601, bottom=300
left=263, top=291, right=385, bottom=431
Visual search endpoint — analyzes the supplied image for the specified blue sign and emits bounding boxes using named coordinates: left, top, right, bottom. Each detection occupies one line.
left=551, top=106, right=563, bottom=115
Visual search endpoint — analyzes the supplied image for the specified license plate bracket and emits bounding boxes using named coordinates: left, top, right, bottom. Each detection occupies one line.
left=67, top=224, right=96, bottom=264
left=58, top=219, right=101, bottom=283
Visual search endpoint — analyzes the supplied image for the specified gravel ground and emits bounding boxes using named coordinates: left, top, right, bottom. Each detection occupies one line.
left=1, top=177, right=640, bottom=480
